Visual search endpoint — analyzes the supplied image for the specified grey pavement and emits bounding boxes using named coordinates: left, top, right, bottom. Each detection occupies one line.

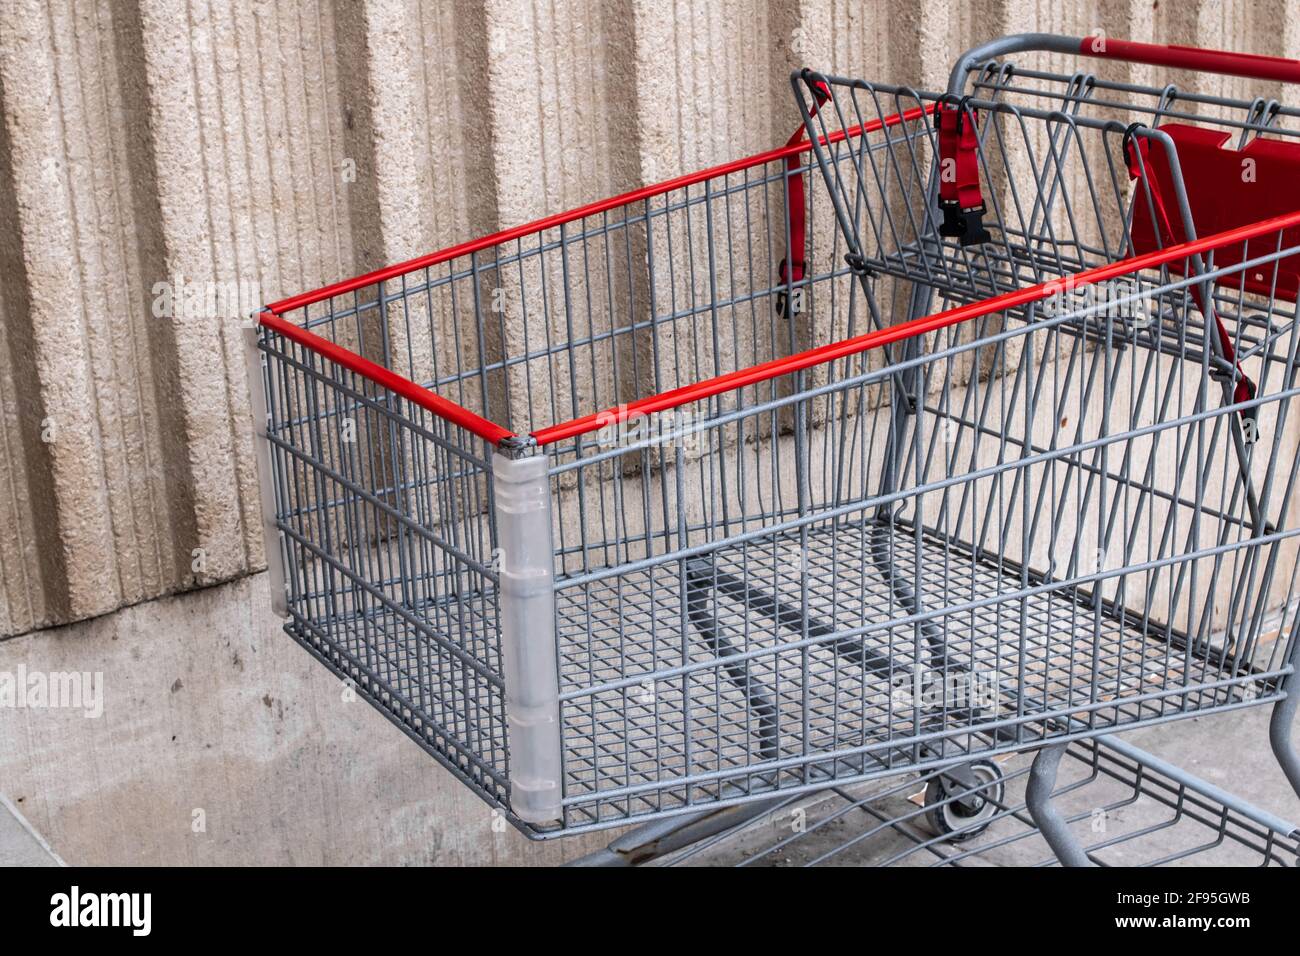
left=0, top=793, right=62, bottom=867
left=672, top=705, right=1300, bottom=867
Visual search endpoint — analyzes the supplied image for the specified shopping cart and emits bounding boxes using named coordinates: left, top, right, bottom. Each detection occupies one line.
left=247, top=33, right=1300, bottom=844
left=616, top=734, right=1300, bottom=867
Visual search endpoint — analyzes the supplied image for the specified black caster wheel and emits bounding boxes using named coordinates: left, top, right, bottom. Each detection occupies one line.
left=922, top=759, right=1005, bottom=842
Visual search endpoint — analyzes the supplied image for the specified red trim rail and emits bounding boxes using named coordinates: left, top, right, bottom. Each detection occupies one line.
left=1078, top=37, right=1300, bottom=85
left=258, top=310, right=516, bottom=445
left=531, top=209, right=1300, bottom=445
left=266, top=106, right=931, bottom=317
left=258, top=212, right=1300, bottom=448
left=257, top=103, right=932, bottom=446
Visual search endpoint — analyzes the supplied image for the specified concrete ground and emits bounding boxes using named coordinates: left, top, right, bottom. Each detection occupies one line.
left=0, top=794, right=62, bottom=866
left=673, top=706, right=1300, bottom=867
left=1, top=565, right=1295, bottom=867
left=0, top=571, right=610, bottom=866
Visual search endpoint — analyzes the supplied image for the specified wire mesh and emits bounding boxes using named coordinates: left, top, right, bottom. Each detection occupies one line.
left=658, top=736, right=1300, bottom=867
left=792, top=63, right=1300, bottom=309
left=255, top=51, right=1300, bottom=835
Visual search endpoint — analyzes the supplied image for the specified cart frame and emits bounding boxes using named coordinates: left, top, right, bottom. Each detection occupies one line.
left=249, top=34, right=1300, bottom=839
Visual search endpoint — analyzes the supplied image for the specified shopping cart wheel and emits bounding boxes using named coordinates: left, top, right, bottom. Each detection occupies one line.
left=922, top=760, right=1004, bottom=842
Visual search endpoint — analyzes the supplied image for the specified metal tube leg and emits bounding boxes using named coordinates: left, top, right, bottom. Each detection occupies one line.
left=1025, top=744, right=1093, bottom=867
left=493, top=450, right=562, bottom=826
left=566, top=798, right=787, bottom=867
left=1270, top=677, right=1300, bottom=801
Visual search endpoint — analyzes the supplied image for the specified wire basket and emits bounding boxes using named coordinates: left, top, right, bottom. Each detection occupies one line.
left=248, top=35, right=1300, bottom=837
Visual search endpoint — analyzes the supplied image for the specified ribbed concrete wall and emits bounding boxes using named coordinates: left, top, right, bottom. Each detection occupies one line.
left=0, top=0, right=1295, bottom=634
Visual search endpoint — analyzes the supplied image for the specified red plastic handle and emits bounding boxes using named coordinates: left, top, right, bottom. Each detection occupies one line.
left=1079, top=37, right=1300, bottom=84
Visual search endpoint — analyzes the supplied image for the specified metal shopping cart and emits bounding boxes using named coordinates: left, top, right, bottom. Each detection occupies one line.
left=247, top=33, right=1300, bottom=849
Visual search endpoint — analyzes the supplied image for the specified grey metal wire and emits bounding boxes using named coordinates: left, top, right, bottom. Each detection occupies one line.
left=652, top=735, right=1300, bottom=867
left=254, top=52, right=1300, bottom=837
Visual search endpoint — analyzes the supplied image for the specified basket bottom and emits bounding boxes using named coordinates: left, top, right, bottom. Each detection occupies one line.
left=553, top=518, right=1282, bottom=829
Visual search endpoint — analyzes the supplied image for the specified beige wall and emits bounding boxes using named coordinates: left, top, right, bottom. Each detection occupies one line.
left=2, top=0, right=1298, bottom=636
left=2, top=0, right=1300, bottom=864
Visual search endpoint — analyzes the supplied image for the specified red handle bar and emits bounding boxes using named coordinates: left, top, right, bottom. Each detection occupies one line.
left=1079, top=37, right=1300, bottom=85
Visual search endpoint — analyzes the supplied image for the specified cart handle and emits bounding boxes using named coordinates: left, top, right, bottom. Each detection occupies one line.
left=948, top=33, right=1300, bottom=95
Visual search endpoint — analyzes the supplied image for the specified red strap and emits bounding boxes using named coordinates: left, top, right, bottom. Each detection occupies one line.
left=938, top=105, right=960, bottom=207
left=955, top=111, right=984, bottom=211
left=1126, top=136, right=1256, bottom=417
left=781, top=81, right=830, bottom=289
left=938, top=102, right=984, bottom=212
left=937, top=102, right=990, bottom=246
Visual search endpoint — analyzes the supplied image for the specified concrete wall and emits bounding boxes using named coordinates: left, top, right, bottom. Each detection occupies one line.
left=1, top=0, right=1298, bottom=864
left=3, top=0, right=1298, bottom=636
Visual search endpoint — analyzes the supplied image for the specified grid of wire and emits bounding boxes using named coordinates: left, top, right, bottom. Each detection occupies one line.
left=546, top=225, right=1300, bottom=828
left=254, top=47, right=1300, bottom=836
left=659, top=736, right=1300, bottom=867
left=792, top=66, right=1300, bottom=312
left=554, top=522, right=1288, bottom=824
left=254, top=329, right=511, bottom=805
